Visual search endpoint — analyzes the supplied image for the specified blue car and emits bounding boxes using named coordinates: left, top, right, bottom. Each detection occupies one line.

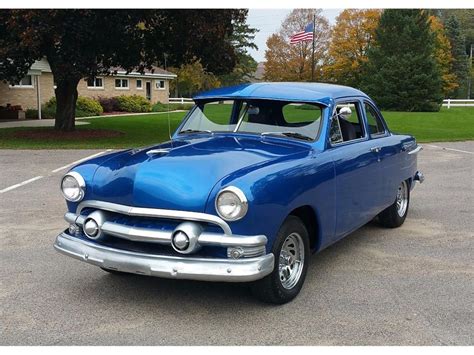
left=54, top=82, right=424, bottom=304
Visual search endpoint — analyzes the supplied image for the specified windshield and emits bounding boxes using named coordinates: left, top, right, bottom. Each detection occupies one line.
left=178, top=99, right=324, bottom=141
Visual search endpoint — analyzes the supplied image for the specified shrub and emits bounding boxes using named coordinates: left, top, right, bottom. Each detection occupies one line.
left=98, top=96, right=120, bottom=112
left=25, top=109, right=39, bottom=119
left=43, top=96, right=103, bottom=117
left=44, top=96, right=56, bottom=109
left=151, top=102, right=167, bottom=112
left=152, top=102, right=194, bottom=112
left=41, top=105, right=56, bottom=119
left=116, top=95, right=151, bottom=113
left=76, top=96, right=103, bottom=116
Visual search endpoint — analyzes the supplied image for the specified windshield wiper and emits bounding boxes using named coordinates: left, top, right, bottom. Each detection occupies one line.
left=261, top=131, right=313, bottom=141
left=179, top=129, right=213, bottom=135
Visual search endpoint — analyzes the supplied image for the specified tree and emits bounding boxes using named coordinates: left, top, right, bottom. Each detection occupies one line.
left=444, top=15, right=470, bottom=98
left=361, top=10, right=443, bottom=111
left=324, top=9, right=381, bottom=87
left=264, top=9, right=330, bottom=81
left=218, top=53, right=258, bottom=86
left=0, top=9, right=250, bottom=131
left=170, top=59, right=221, bottom=98
left=429, top=15, right=458, bottom=97
left=437, top=9, right=474, bottom=53
left=218, top=21, right=259, bottom=86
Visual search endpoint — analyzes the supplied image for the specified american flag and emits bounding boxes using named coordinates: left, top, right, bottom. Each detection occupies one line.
left=289, top=23, right=314, bottom=44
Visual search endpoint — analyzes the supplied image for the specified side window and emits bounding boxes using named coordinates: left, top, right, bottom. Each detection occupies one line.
left=365, top=103, right=386, bottom=136
left=331, top=102, right=365, bottom=144
left=329, top=115, right=343, bottom=144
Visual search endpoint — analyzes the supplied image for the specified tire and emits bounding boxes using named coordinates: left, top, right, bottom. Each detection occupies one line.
left=250, top=215, right=310, bottom=304
left=378, top=180, right=410, bottom=228
left=100, top=267, right=128, bottom=276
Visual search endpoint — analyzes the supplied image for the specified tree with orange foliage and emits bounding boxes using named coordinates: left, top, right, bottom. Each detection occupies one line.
left=429, top=15, right=459, bottom=97
left=324, top=9, right=381, bottom=87
left=264, top=9, right=330, bottom=82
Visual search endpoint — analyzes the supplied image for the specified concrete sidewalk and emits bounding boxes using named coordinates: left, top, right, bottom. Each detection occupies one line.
left=0, top=119, right=90, bottom=128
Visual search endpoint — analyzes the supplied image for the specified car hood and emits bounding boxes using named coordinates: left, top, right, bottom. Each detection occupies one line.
left=87, top=135, right=311, bottom=212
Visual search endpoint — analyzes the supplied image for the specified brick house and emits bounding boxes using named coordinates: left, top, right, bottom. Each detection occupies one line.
left=0, top=58, right=176, bottom=118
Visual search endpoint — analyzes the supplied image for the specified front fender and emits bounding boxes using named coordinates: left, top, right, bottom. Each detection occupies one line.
left=64, top=150, right=130, bottom=212
left=205, top=152, right=336, bottom=252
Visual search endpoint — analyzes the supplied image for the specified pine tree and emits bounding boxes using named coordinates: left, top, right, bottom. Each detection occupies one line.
left=361, top=10, right=443, bottom=111
left=444, top=15, right=470, bottom=98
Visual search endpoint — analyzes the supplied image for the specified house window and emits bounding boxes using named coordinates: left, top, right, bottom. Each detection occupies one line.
left=136, top=79, right=142, bottom=89
left=155, top=80, right=165, bottom=90
left=10, top=75, right=34, bottom=88
left=115, top=78, right=129, bottom=89
left=86, top=77, right=103, bottom=89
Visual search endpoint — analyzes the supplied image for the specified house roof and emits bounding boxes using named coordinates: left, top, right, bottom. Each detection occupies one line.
left=193, top=82, right=369, bottom=106
left=27, top=58, right=176, bottom=79
left=108, top=66, right=176, bottom=79
left=29, top=58, right=52, bottom=73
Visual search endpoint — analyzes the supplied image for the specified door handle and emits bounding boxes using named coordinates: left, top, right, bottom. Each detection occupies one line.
left=370, top=147, right=381, bottom=153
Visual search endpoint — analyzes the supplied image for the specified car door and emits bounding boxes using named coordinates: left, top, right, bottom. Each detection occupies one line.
left=326, top=99, right=382, bottom=239
left=363, top=100, right=400, bottom=209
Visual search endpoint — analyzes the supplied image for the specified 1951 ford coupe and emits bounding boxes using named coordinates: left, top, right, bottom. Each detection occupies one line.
left=54, top=82, right=424, bottom=304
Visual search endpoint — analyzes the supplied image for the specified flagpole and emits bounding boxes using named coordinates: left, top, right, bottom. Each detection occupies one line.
left=311, top=14, right=316, bottom=82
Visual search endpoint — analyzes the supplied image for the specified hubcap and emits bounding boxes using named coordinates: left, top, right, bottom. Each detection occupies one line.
left=396, top=181, right=408, bottom=217
left=278, top=232, right=305, bottom=290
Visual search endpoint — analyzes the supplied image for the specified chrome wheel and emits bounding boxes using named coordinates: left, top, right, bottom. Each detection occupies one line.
left=396, top=181, right=408, bottom=217
left=278, top=232, right=305, bottom=290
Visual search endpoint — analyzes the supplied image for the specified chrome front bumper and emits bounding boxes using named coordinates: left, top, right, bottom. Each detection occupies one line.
left=54, top=233, right=275, bottom=282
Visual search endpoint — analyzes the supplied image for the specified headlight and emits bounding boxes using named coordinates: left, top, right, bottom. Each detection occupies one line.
left=215, top=186, right=248, bottom=221
left=61, top=172, right=86, bottom=202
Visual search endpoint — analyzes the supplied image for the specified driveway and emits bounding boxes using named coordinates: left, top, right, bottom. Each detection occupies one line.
left=0, top=142, right=472, bottom=345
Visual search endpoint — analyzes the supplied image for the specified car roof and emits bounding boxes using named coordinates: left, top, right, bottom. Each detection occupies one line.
left=193, top=82, right=369, bottom=106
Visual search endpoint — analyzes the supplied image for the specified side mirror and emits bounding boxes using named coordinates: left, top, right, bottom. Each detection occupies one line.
left=339, top=106, right=352, bottom=120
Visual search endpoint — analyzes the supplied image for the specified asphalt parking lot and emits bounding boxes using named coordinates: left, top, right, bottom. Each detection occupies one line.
left=0, top=142, right=473, bottom=345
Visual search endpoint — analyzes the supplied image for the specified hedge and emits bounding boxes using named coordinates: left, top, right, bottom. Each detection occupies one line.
left=116, top=95, right=152, bottom=113
left=43, top=96, right=103, bottom=118
left=152, top=102, right=194, bottom=112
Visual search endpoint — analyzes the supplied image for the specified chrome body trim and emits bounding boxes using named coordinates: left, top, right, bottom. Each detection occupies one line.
left=146, top=148, right=170, bottom=156
left=76, top=200, right=232, bottom=235
left=408, top=145, right=423, bottom=155
left=215, top=186, right=249, bottom=222
left=414, top=171, right=425, bottom=184
left=61, top=171, right=86, bottom=202
left=66, top=211, right=267, bottom=248
left=54, top=233, right=274, bottom=282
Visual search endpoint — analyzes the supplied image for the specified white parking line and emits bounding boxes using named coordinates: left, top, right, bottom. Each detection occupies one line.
left=425, top=144, right=474, bottom=155
left=51, top=149, right=113, bottom=173
left=0, top=176, right=44, bottom=194
left=1, top=150, right=114, bottom=194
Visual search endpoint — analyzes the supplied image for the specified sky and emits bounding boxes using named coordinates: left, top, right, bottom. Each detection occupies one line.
left=246, top=9, right=342, bottom=62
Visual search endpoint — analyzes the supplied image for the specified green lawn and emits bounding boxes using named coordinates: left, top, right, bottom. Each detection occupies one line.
left=0, top=106, right=472, bottom=149
left=0, top=112, right=186, bottom=149
left=383, top=108, right=474, bottom=142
